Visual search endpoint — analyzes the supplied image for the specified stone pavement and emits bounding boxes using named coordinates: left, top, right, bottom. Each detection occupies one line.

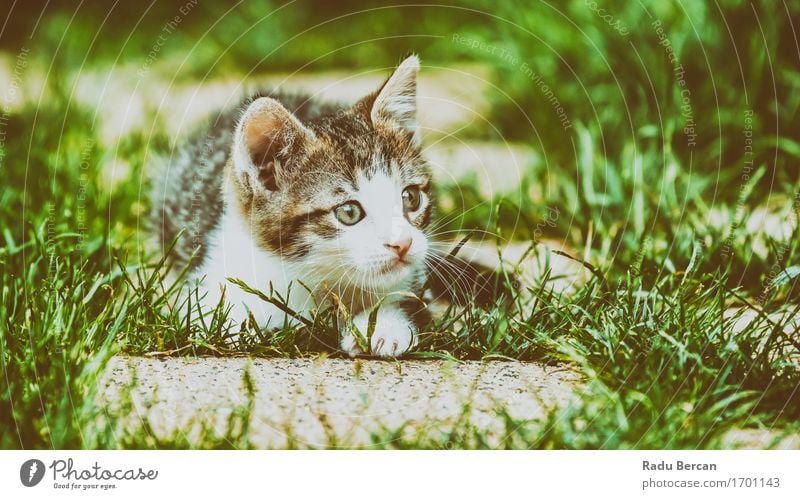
left=102, top=356, right=583, bottom=448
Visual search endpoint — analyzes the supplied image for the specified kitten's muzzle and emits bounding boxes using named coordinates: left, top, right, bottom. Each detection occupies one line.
left=384, top=236, right=412, bottom=260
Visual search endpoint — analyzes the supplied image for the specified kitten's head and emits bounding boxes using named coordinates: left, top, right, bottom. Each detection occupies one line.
left=229, top=55, right=431, bottom=292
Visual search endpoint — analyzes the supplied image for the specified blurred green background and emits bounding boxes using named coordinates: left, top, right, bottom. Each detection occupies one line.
left=3, top=0, right=798, bottom=287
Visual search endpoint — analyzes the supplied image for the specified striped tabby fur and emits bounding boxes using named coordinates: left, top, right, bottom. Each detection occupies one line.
left=153, top=56, right=433, bottom=357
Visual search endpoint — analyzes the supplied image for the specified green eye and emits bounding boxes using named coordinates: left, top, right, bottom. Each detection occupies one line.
left=334, top=201, right=365, bottom=225
left=402, top=186, right=422, bottom=212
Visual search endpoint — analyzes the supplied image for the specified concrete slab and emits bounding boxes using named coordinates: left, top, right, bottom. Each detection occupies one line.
left=721, top=429, right=800, bottom=450
left=101, top=356, right=583, bottom=448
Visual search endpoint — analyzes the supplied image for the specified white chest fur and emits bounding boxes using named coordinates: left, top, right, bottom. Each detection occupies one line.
left=193, top=206, right=314, bottom=328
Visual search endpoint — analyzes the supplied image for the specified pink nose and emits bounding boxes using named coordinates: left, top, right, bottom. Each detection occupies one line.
left=384, top=237, right=412, bottom=259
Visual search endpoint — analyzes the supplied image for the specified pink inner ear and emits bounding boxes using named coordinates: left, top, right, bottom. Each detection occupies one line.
left=235, top=97, right=315, bottom=192
left=244, top=113, right=282, bottom=166
left=240, top=111, right=286, bottom=192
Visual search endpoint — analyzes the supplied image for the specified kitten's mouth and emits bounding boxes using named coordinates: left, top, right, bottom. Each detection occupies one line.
left=375, top=258, right=410, bottom=275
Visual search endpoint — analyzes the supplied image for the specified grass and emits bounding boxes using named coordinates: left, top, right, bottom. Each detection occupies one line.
left=2, top=1, right=799, bottom=449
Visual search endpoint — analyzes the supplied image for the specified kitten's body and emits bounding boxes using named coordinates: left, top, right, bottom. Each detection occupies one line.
left=154, top=57, right=432, bottom=357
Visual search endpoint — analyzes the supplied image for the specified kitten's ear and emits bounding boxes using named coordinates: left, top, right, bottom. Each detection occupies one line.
left=366, top=55, right=420, bottom=142
left=232, top=97, right=314, bottom=194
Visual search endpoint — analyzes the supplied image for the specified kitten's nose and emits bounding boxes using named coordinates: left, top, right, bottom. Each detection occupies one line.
left=384, top=236, right=412, bottom=259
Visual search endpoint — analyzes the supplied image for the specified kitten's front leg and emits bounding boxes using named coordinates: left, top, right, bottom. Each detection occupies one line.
left=340, top=306, right=417, bottom=358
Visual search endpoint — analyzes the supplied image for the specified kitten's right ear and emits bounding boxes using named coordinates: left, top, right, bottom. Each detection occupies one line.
left=358, top=55, right=421, bottom=143
left=232, top=97, right=315, bottom=194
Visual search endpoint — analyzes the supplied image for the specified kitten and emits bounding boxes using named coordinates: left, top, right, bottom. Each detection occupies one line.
left=153, top=56, right=434, bottom=357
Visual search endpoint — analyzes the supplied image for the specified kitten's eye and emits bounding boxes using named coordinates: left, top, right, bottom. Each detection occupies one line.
left=402, top=186, right=422, bottom=212
left=334, top=201, right=365, bottom=225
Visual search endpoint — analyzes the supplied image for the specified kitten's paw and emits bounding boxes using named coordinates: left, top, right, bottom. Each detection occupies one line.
left=346, top=307, right=415, bottom=358
left=370, top=324, right=413, bottom=357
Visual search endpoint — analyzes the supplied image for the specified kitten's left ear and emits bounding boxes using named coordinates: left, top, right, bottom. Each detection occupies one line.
left=364, top=55, right=420, bottom=142
left=232, top=97, right=315, bottom=195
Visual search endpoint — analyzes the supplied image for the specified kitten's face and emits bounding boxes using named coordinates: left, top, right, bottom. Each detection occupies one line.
left=230, top=56, right=432, bottom=292
left=295, top=143, right=431, bottom=292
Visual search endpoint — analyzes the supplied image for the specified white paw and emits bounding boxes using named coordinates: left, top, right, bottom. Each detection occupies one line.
left=341, top=307, right=416, bottom=358
left=340, top=328, right=366, bottom=357
left=370, top=318, right=414, bottom=358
